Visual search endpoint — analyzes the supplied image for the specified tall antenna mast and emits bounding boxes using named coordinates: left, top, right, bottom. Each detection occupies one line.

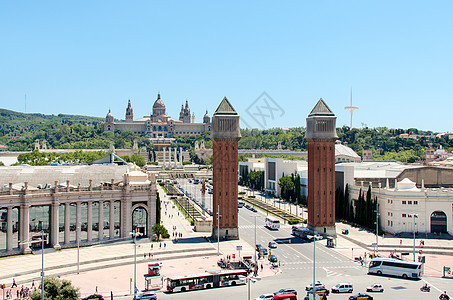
left=25, top=94, right=27, bottom=121
left=344, top=87, right=359, bottom=128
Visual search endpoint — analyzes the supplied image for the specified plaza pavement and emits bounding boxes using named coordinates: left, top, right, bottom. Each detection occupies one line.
left=0, top=185, right=452, bottom=298
left=239, top=187, right=453, bottom=278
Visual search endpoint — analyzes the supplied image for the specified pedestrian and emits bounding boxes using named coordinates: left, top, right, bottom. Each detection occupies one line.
left=159, top=242, right=161, bottom=248
left=31, top=280, right=35, bottom=288
left=96, top=286, right=98, bottom=293
left=261, top=264, right=263, bottom=271
left=12, top=278, right=17, bottom=288
left=144, top=253, right=147, bottom=259
left=164, top=243, right=166, bottom=248
left=151, top=244, right=153, bottom=249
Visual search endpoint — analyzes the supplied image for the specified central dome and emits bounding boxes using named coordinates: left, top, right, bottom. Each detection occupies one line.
left=153, top=93, right=165, bottom=109
left=152, top=93, right=166, bottom=117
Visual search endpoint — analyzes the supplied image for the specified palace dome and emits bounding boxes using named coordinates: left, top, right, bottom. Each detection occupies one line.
left=153, top=93, right=165, bottom=109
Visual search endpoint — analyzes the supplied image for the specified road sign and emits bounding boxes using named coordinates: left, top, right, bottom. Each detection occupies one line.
left=372, top=243, right=377, bottom=248
left=236, top=246, right=242, bottom=251
left=232, top=254, right=235, bottom=259
left=419, top=250, right=423, bottom=254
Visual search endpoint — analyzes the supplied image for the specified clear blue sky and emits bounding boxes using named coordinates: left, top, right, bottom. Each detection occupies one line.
left=1, top=1, right=452, bottom=132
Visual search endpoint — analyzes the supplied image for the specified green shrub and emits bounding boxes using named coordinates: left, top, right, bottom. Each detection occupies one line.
left=238, top=191, right=246, bottom=195
left=249, top=195, right=256, bottom=198
left=302, top=219, right=308, bottom=224
left=287, top=219, right=300, bottom=225
left=238, top=196, right=243, bottom=200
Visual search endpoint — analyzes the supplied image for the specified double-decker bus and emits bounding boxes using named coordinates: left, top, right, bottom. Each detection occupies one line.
left=166, top=270, right=248, bottom=292
left=292, top=225, right=310, bottom=239
left=368, top=257, right=423, bottom=279
left=265, top=216, right=280, bottom=230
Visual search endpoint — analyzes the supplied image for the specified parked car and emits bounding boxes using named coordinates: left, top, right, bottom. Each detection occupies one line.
left=256, top=244, right=268, bottom=256
left=274, top=288, right=298, bottom=295
left=304, top=290, right=328, bottom=300
left=268, top=254, right=278, bottom=263
left=349, top=293, right=373, bottom=300
left=251, top=207, right=258, bottom=212
left=255, top=293, right=274, bottom=300
left=82, top=295, right=104, bottom=300
left=305, top=281, right=325, bottom=291
left=342, top=228, right=349, bottom=234
left=274, top=294, right=297, bottom=300
left=268, top=241, right=278, bottom=248
left=238, top=201, right=245, bottom=208
left=366, top=283, right=384, bottom=292
left=136, top=291, right=157, bottom=300
left=331, top=283, right=353, bottom=293
left=314, top=288, right=330, bottom=296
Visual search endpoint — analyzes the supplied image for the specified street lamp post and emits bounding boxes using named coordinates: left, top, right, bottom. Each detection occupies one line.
left=130, top=230, right=143, bottom=299
left=412, top=214, right=418, bottom=262
left=312, top=231, right=318, bottom=300
left=77, top=222, right=81, bottom=274
left=253, top=216, right=258, bottom=266
left=375, top=201, right=379, bottom=255
left=217, top=204, right=221, bottom=255
left=22, top=222, right=45, bottom=300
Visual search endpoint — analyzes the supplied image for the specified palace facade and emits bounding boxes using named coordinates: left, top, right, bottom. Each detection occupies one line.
left=101, top=93, right=212, bottom=138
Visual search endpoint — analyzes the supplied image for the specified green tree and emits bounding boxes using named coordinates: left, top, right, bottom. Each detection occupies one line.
left=152, top=224, right=168, bottom=241
left=278, top=176, right=294, bottom=201
left=29, top=277, right=79, bottom=300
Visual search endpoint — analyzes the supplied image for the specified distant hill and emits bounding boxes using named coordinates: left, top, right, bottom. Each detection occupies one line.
left=0, top=108, right=452, bottom=164
left=0, top=108, right=104, bottom=125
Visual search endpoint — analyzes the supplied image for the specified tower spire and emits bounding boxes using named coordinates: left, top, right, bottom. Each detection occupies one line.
left=344, top=87, right=359, bottom=128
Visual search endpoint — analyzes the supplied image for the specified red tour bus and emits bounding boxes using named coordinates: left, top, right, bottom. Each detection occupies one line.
left=166, top=269, right=248, bottom=292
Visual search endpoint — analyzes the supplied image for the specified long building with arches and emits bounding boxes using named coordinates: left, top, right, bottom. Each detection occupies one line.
left=0, top=164, right=158, bottom=257
left=101, top=93, right=212, bottom=138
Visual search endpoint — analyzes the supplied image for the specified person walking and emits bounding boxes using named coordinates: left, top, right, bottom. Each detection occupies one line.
left=11, top=278, right=17, bottom=288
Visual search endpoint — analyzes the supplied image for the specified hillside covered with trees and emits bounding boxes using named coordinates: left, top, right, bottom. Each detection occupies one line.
left=1, top=108, right=452, bottom=164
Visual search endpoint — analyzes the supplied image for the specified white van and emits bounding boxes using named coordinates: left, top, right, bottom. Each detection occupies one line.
left=331, top=283, right=353, bottom=293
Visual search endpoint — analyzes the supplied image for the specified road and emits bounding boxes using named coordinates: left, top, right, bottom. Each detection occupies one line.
left=127, top=180, right=453, bottom=300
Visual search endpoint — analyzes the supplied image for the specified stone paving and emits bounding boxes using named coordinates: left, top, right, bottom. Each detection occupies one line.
left=0, top=185, right=452, bottom=299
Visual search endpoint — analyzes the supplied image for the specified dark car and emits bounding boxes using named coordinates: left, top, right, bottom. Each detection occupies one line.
left=82, top=294, right=104, bottom=300
left=274, top=288, right=298, bottom=296
left=349, top=293, right=373, bottom=300
left=268, top=254, right=278, bottom=263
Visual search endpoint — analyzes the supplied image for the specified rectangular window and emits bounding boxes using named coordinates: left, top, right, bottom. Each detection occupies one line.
left=414, top=201, right=418, bottom=205
left=408, top=201, right=412, bottom=205
left=402, top=201, right=406, bottom=204
left=402, top=213, right=406, bottom=218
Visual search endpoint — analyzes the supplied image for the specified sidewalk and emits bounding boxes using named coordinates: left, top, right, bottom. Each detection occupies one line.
left=241, top=185, right=453, bottom=278
left=0, top=184, right=272, bottom=298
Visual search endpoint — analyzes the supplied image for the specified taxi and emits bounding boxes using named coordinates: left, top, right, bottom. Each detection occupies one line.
left=349, top=292, right=373, bottom=300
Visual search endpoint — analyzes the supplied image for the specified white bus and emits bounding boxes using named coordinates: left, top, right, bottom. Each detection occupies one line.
left=368, top=257, right=423, bottom=279
left=265, top=216, right=280, bottom=230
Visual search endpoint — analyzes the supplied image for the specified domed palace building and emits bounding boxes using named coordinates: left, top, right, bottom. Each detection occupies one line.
left=101, top=93, right=211, bottom=140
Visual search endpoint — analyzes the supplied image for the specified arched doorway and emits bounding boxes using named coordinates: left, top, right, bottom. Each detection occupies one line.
left=132, top=206, right=148, bottom=237
left=431, top=211, right=447, bottom=233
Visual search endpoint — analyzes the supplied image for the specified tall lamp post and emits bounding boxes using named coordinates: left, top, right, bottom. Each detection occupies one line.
left=312, top=231, right=318, bottom=300
left=130, top=230, right=143, bottom=299
left=22, top=220, right=45, bottom=300
left=375, top=201, right=379, bottom=255
left=411, top=214, right=418, bottom=262
left=77, top=221, right=81, bottom=274
left=252, top=215, right=258, bottom=266
left=217, top=204, right=221, bottom=255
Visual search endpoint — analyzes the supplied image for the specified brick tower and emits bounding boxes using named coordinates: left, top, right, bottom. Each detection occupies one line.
left=305, top=98, right=338, bottom=237
left=211, top=97, right=241, bottom=240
